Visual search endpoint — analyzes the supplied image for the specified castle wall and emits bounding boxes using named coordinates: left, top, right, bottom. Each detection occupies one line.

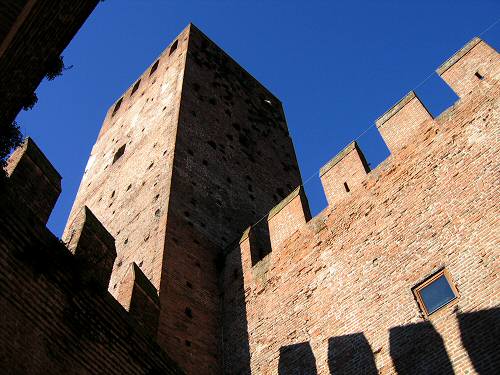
left=222, top=38, right=500, bottom=374
left=64, top=24, right=303, bottom=374
left=63, top=27, right=190, bottom=296
left=0, top=141, right=183, bottom=375
left=319, top=142, right=369, bottom=206
left=437, top=38, right=500, bottom=98
left=156, top=25, right=303, bottom=373
left=376, top=91, right=433, bottom=153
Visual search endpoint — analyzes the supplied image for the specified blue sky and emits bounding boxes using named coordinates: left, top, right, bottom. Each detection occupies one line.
left=16, top=0, right=500, bottom=236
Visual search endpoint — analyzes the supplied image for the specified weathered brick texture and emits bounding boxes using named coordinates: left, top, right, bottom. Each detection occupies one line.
left=64, top=23, right=302, bottom=373
left=268, top=186, right=311, bottom=250
left=5, top=137, right=61, bottom=224
left=319, top=141, right=370, bottom=206
left=1, top=28, right=498, bottom=375
left=0, top=141, right=183, bottom=374
left=437, top=38, right=500, bottom=98
left=376, top=91, right=434, bottom=153
left=222, top=37, right=499, bottom=374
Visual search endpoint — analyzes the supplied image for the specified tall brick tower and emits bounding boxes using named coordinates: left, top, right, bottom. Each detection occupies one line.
left=64, top=24, right=302, bottom=373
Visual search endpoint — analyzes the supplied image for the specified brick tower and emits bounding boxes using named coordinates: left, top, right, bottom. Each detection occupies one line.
left=63, top=24, right=302, bottom=374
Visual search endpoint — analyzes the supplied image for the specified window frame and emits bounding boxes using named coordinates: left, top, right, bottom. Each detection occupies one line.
left=412, top=268, right=459, bottom=317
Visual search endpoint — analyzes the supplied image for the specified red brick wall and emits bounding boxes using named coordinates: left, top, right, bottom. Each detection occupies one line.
left=0, top=158, right=183, bottom=374
left=376, top=91, right=433, bottom=153
left=222, top=38, right=499, bottom=374
left=65, top=24, right=302, bottom=374
left=438, top=38, right=500, bottom=98
left=319, top=142, right=369, bottom=206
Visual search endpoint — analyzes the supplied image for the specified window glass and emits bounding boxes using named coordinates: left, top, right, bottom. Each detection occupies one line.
left=419, top=274, right=456, bottom=314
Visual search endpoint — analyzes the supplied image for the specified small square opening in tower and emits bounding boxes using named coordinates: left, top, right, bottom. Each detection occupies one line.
left=150, top=60, right=159, bottom=76
left=169, top=40, right=178, bottom=55
left=113, top=144, right=126, bottom=164
left=475, top=71, right=484, bottom=80
left=131, top=80, right=141, bottom=95
left=413, top=269, right=458, bottom=316
left=112, top=98, right=123, bottom=116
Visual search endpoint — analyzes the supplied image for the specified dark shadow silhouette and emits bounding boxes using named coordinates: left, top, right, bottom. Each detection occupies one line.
left=221, top=244, right=252, bottom=375
left=278, top=342, right=318, bottom=375
left=458, top=307, right=500, bottom=374
left=328, top=333, right=377, bottom=374
left=389, top=321, right=454, bottom=375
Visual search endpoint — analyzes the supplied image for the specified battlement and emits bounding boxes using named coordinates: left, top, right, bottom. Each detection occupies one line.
left=5, top=137, right=61, bottom=224
left=1, top=29, right=499, bottom=375
left=117, top=262, right=160, bottom=337
left=223, top=36, right=499, bottom=374
left=231, top=36, right=499, bottom=278
left=376, top=91, right=434, bottom=153
left=1, top=139, right=182, bottom=373
left=436, top=37, right=482, bottom=76
left=436, top=37, right=500, bottom=98
left=63, top=205, right=116, bottom=289
left=319, top=141, right=370, bottom=206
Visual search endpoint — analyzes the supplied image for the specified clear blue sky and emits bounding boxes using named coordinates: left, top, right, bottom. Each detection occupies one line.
left=16, top=0, right=500, bottom=236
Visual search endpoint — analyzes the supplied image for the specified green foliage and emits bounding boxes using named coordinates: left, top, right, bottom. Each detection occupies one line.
left=45, top=55, right=65, bottom=81
left=0, top=120, right=23, bottom=180
left=20, top=91, right=38, bottom=111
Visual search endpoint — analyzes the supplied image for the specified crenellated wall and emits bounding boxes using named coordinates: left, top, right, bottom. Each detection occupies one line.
left=63, top=23, right=302, bottom=374
left=437, top=37, right=500, bottom=98
left=0, top=138, right=183, bottom=374
left=1, top=32, right=498, bottom=375
left=375, top=91, right=434, bottom=153
left=319, top=141, right=370, bottom=206
left=221, top=36, right=500, bottom=374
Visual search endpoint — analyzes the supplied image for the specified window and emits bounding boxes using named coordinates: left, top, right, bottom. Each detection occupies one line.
left=413, top=269, right=458, bottom=316
left=344, top=182, right=350, bottom=192
left=112, top=98, right=123, bottom=116
left=113, top=144, right=126, bottom=164
left=150, top=60, right=159, bottom=76
left=131, top=80, right=141, bottom=95
left=169, top=40, right=178, bottom=55
left=475, top=71, right=484, bottom=80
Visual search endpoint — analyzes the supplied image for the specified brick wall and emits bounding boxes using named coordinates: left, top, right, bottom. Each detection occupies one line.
left=438, top=38, right=500, bottom=98
left=0, top=141, right=183, bottom=374
left=319, top=142, right=370, bottom=206
left=376, top=91, right=433, bottom=153
left=65, top=24, right=302, bottom=374
left=221, top=37, right=499, bottom=374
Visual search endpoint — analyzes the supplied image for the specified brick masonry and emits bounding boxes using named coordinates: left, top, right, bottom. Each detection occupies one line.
left=0, top=140, right=183, bottom=374
left=1, top=27, right=499, bottom=375
left=63, top=24, right=302, bottom=374
left=222, top=37, right=500, bottom=374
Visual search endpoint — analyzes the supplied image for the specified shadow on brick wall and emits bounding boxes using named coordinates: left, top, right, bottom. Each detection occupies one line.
left=278, top=342, right=318, bottom=375
left=389, top=321, right=454, bottom=374
left=273, top=308, right=500, bottom=374
left=458, top=307, right=500, bottom=374
left=327, top=333, right=377, bottom=374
